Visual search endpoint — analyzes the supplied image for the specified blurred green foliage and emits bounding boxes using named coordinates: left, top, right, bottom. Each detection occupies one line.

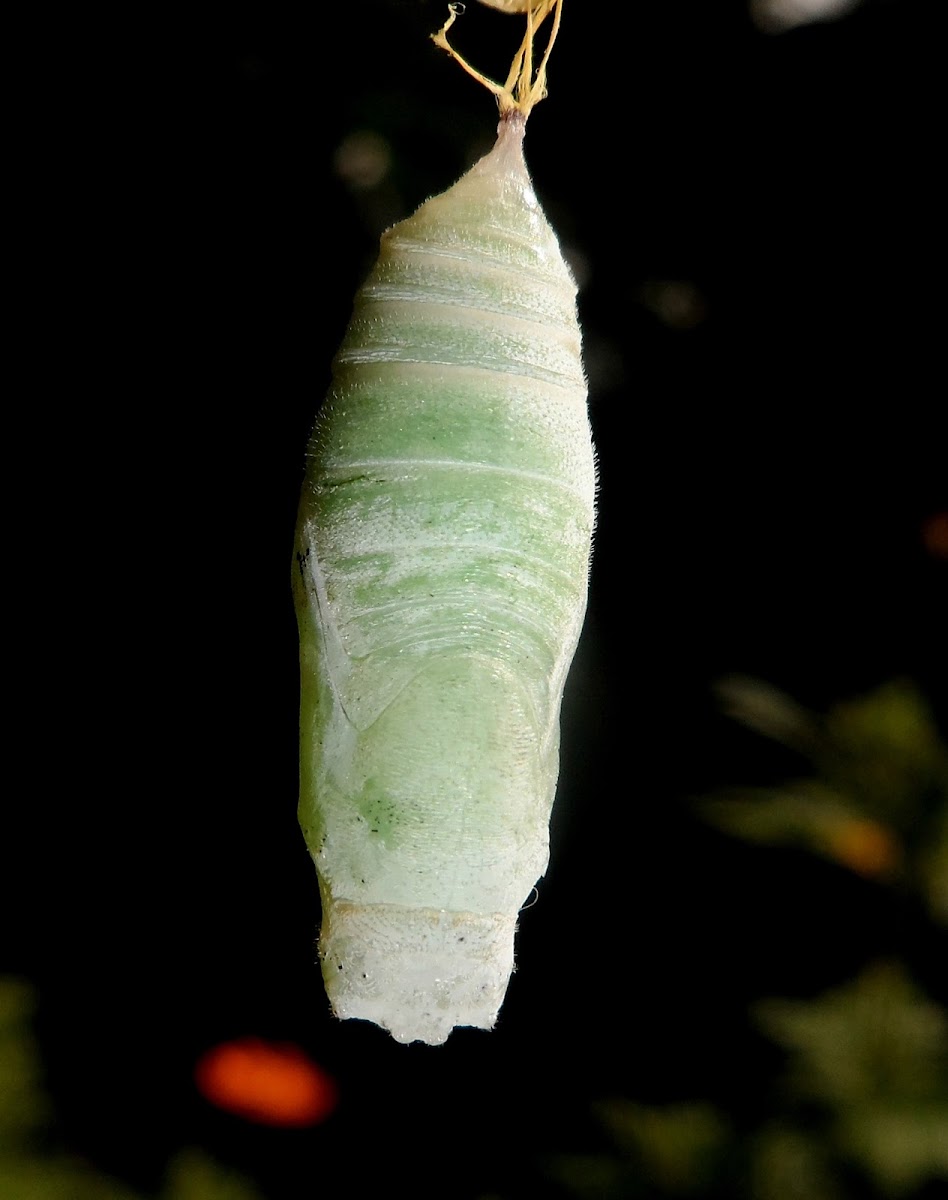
left=703, top=679, right=948, bottom=917
left=749, top=1125, right=843, bottom=1200
left=546, top=1102, right=731, bottom=1199
left=595, top=1101, right=730, bottom=1195
left=757, top=963, right=948, bottom=1196
left=547, top=680, right=948, bottom=1200
left=0, top=978, right=262, bottom=1200
left=756, top=964, right=946, bottom=1112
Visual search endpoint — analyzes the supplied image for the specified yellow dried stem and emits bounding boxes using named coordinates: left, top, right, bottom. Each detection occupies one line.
left=432, top=0, right=563, bottom=119
left=478, top=1, right=533, bottom=11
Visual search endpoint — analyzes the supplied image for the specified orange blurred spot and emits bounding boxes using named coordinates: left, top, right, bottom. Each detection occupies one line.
left=195, top=1038, right=337, bottom=1127
left=825, top=819, right=900, bottom=878
left=921, top=512, right=948, bottom=559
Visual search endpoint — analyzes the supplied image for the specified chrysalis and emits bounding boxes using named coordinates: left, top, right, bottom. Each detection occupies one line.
left=294, top=0, right=594, bottom=1044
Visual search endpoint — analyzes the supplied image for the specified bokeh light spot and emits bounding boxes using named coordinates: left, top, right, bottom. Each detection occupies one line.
left=921, top=512, right=948, bottom=560
left=825, top=819, right=900, bottom=879
left=750, top=0, right=862, bottom=34
left=195, top=1038, right=338, bottom=1127
left=333, top=131, right=392, bottom=191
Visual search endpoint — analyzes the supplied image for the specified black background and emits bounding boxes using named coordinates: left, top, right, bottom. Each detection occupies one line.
left=9, top=1, right=945, bottom=1197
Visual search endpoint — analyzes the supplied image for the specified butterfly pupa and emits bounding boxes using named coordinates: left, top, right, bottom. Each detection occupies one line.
left=294, top=0, right=594, bottom=1044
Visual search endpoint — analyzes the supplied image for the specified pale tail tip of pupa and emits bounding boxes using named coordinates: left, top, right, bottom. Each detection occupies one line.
left=319, top=901, right=518, bottom=1045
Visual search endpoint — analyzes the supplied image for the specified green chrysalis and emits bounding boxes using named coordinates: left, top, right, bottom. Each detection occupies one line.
left=294, top=0, right=594, bottom=1044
